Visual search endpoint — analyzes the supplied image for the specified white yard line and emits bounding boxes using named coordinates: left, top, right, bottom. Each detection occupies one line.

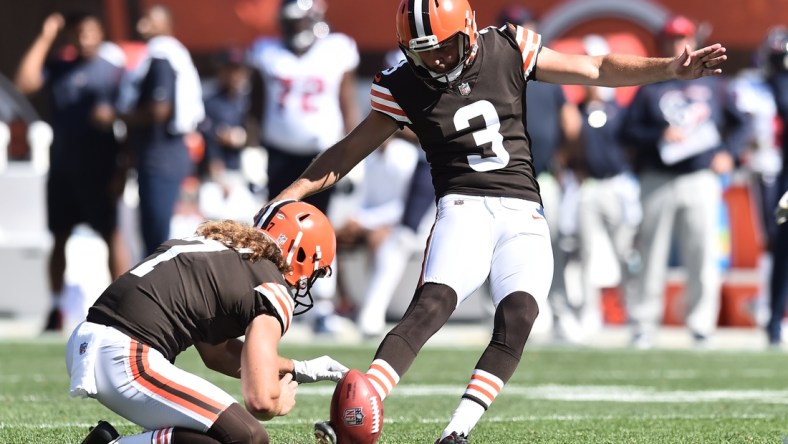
left=5, top=384, right=788, bottom=404
left=291, top=384, right=788, bottom=404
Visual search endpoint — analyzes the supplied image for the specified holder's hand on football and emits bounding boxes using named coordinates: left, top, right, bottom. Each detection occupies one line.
left=276, top=372, right=298, bottom=417
left=293, top=356, right=349, bottom=383
left=776, top=191, right=788, bottom=225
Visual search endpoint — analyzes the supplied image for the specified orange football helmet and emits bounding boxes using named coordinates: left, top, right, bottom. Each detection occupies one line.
left=395, top=0, right=477, bottom=86
left=255, top=200, right=336, bottom=313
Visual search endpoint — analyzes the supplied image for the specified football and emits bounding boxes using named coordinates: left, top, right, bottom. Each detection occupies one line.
left=329, top=369, right=383, bottom=444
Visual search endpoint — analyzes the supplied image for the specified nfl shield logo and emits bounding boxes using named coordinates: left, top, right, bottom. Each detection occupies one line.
left=79, top=342, right=88, bottom=355
left=344, top=407, right=364, bottom=427
left=458, top=82, right=471, bottom=96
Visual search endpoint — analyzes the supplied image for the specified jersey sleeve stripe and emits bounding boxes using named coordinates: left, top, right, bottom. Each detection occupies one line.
left=515, top=26, right=527, bottom=54
left=371, top=84, right=395, bottom=100
left=371, top=101, right=411, bottom=123
left=370, top=90, right=403, bottom=110
left=268, top=283, right=294, bottom=332
left=521, top=30, right=541, bottom=77
left=255, top=283, right=294, bottom=334
left=371, top=95, right=405, bottom=116
left=370, top=84, right=412, bottom=123
left=266, top=283, right=294, bottom=333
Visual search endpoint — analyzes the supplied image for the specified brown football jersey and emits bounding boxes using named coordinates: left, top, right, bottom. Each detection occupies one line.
left=87, top=237, right=294, bottom=361
left=371, top=25, right=543, bottom=203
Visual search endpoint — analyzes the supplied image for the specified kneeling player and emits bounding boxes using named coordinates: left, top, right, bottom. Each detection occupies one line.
left=67, top=201, right=348, bottom=444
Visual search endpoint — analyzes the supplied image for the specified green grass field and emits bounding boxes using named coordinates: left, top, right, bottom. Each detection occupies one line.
left=1, top=338, right=788, bottom=443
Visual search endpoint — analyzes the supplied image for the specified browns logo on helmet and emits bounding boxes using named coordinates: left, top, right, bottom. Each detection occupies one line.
left=395, top=0, right=478, bottom=88
left=254, top=199, right=336, bottom=313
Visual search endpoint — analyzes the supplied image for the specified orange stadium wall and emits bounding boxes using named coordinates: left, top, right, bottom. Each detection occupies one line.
left=115, top=0, right=786, bottom=53
left=2, top=0, right=787, bottom=79
left=130, top=0, right=786, bottom=74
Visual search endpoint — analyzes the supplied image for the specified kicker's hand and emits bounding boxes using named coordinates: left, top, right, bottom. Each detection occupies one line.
left=669, top=43, right=727, bottom=80
left=292, top=356, right=349, bottom=383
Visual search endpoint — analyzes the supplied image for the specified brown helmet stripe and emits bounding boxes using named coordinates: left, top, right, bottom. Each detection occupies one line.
left=408, top=0, right=432, bottom=39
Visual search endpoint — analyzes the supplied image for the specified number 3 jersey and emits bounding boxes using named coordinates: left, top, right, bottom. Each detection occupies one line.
left=87, top=237, right=295, bottom=362
left=372, top=25, right=543, bottom=204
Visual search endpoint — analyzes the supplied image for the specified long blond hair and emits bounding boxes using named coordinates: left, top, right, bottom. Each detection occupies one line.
left=195, top=220, right=289, bottom=273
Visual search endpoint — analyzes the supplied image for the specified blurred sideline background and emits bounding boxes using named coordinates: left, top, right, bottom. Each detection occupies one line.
left=0, top=0, right=785, bottom=348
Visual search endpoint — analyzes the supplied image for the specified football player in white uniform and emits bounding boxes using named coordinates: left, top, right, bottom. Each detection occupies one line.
left=247, top=0, right=359, bottom=211
left=247, top=0, right=361, bottom=333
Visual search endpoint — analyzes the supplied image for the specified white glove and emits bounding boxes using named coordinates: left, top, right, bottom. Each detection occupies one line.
left=777, top=191, right=788, bottom=225
left=292, top=356, right=349, bottom=383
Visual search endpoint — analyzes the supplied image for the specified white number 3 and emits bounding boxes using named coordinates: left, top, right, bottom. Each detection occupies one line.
left=453, top=100, right=509, bottom=172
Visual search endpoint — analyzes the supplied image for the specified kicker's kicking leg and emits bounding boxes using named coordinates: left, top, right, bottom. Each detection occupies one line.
left=365, top=283, right=458, bottom=400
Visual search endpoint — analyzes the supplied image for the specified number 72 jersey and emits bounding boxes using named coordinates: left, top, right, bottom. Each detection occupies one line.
left=372, top=25, right=543, bottom=204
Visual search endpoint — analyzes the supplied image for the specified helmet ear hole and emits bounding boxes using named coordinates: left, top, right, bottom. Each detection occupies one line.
left=297, top=247, right=307, bottom=262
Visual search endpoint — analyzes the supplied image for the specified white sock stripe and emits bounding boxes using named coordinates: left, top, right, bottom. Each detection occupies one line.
left=464, top=387, right=495, bottom=406
left=367, top=369, right=394, bottom=396
left=466, top=379, right=500, bottom=398
left=472, top=369, right=504, bottom=391
left=370, top=359, right=400, bottom=384
left=368, top=378, right=388, bottom=400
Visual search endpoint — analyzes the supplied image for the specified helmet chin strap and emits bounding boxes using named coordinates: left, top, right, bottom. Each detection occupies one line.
left=427, top=42, right=478, bottom=85
left=429, top=61, right=465, bottom=83
left=292, top=245, right=330, bottom=316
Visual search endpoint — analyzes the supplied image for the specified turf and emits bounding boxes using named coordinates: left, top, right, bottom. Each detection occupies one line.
left=1, top=338, right=788, bottom=443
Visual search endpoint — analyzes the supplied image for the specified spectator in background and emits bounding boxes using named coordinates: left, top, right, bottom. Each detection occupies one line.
left=620, top=15, right=749, bottom=349
left=731, top=31, right=784, bottom=250
left=117, top=4, right=204, bottom=257
left=247, top=0, right=360, bottom=334
left=497, top=4, right=583, bottom=342
left=197, top=48, right=257, bottom=223
left=764, top=27, right=788, bottom=346
left=200, top=48, right=250, bottom=188
left=573, top=35, right=642, bottom=339
left=15, top=11, right=130, bottom=332
left=728, top=28, right=784, bottom=330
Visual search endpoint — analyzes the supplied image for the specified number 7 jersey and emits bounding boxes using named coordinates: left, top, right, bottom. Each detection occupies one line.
left=87, top=237, right=295, bottom=362
left=372, top=25, right=543, bottom=204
